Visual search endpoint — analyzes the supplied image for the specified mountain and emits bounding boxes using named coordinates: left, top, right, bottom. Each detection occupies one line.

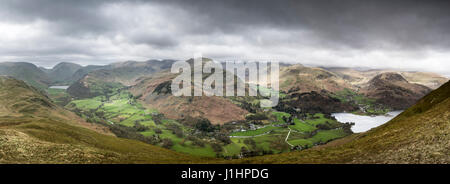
left=45, top=62, right=83, bottom=85
left=0, top=62, right=51, bottom=89
left=236, top=80, right=450, bottom=164
left=130, top=73, right=249, bottom=125
left=129, top=58, right=249, bottom=124
left=361, top=73, right=432, bottom=110
left=67, top=60, right=176, bottom=98
left=324, top=67, right=448, bottom=89
left=67, top=69, right=125, bottom=98
left=0, top=76, right=204, bottom=163
left=279, top=64, right=353, bottom=93
left=276, top=64, right=448, bottom=113
left=277, top=90, right=358, bottom=114
left=70, top=65, right=108, bottom=83
left=400, top=71, right=449, bottom=89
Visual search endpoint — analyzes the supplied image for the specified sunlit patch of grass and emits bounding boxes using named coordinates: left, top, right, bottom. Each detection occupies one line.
left=289, top=118, right=316, bottom=132
left=230, top=126, right=281, bottom=136
left=69, top=99, right=102, bottom=110
left=288, top=129, right=348, bottom=147
left=272, top=111, right=291, bottom=124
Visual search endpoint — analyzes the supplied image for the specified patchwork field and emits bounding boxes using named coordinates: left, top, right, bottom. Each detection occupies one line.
left=66, top=90, right=351, bottom=158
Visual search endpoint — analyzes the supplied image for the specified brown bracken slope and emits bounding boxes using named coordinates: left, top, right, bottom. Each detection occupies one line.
left=361, top=72, right=432, bottom=110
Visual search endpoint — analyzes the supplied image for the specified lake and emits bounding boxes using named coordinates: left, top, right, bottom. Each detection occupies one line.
left=332, top=111, right=403, bottom=133
left=49, top=86, right=69, bottom=89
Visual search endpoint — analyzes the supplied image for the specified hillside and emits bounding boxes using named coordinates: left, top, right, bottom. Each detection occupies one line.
left=130, top=74, right=249, bottom=125
left=276, top=64, right=446, bottom=113
left=279, top=64, right=353, bottom=93
left=277, top=91, right=358, bottom=114
left=45, top=62, right=83, bottom=85
left=130, top=59, right=249, bottom=124
left=67, top=58, right=352, bottom=158
left=70, top=65, right=108, bottom=83
left=361, top=73, right=432, bottom=110
left=236, top=80, right=450, bottom=164
left=0, top=76, right=206, bottom=163
left=1, top=66, right=447, bottom=163
left=67, top=60, right=175, bottom=98
left=325, top=67, right=448, bottom=89
left=0, top=62, right=51, bottom=89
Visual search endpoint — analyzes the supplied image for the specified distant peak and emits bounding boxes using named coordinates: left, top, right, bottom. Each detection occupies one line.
left=53, top=62, right=81, bottom=68
left=372, top=72, right=408, bottom=82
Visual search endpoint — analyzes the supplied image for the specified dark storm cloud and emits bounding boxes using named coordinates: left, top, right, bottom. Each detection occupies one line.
left=2, top=0, right=449, bottom=49
left=151, top=0, right=450, bottom=50
left=2, top=0, right=450, bottom=49
left=0, top=0, right=121, bottom=36
left=130, top=33, right=179, bottom=48
left=0, top=0, right=449, bottom=75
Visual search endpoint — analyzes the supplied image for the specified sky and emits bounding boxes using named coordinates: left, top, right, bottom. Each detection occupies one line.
left=0, top=0, right=449, bottom=76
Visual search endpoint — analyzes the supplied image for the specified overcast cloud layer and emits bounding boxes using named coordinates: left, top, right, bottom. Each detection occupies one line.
left=0, top=0, right=449, bottom=75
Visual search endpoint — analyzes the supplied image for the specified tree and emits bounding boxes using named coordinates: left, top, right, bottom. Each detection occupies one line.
left=244, top=139, right=256, bottom=149
left=192, top=138, right=205, bottom=147
left=174, top=130, right=184, bottom=138
left=133, top=122, right=149, bottom=131
left=153, top=114, right=164, bottom=125
left=162, top=138, right=174, bottom=149
left=211, top=143, right=223, bottom=153
left=95, top=111, right=105, bottom=118
left=108, top=124, right=159, bottom=145
left=154, top=128, right=162, bottom=134
left=166, top=124, right=183, bottom=138
left=215, top=153, right=224, bottom=158
left=240, top=146, right=249, bottom=157
left=215, top=133, right=232, bottom=144
left=245, top=112, right=268, bottom=121
left=194, top=118, right=215, bottom=132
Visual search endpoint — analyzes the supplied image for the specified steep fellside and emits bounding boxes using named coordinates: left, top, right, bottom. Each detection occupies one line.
left=361, top=73, right=432, bottom=110
left=70, top=65, right=108, bottom=83
left=45, top=62, right=83, bottom=85
left=235, top=81, right=450, bottom=164
left=0, top=76, right=206, bottom=163
left=279, top=64, right=354, bottom=93
left=0, top=62, right=51, bottom=89
left=130, top=61, right=249, bottom=125
left=276, top=64, right=358, bottom=114
left=277, top=91, right=358, bottom=114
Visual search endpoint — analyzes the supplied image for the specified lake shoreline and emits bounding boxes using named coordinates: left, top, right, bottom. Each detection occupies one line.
left=332, top=111, right=403, bottom=133
left=49, top=85, right=69, bottom=89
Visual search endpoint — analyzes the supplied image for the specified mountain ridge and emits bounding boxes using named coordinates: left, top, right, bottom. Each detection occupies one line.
left=361, top=72, right=432, bottom=110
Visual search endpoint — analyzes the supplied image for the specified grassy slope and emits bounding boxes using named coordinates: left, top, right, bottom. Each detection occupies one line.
left=131, top=72, right=248, bottom=125
left=234, top=81, right=450, bottom=164
left=0, top=62, right=51, bottom=90
left=278, top=64, right=353, bottom=93
left=66, top=92, right=219, bottom=157
left=0, top=76, right=208, bottom=163
left=230, top=126, right=281, bottom=136
left=46, top=62, right=83, bottom=85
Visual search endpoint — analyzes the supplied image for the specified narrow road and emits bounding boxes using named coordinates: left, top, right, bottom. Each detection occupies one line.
left=229, top=131, right=271, bottom=138
left=285, top=127, right=294, bottom=148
